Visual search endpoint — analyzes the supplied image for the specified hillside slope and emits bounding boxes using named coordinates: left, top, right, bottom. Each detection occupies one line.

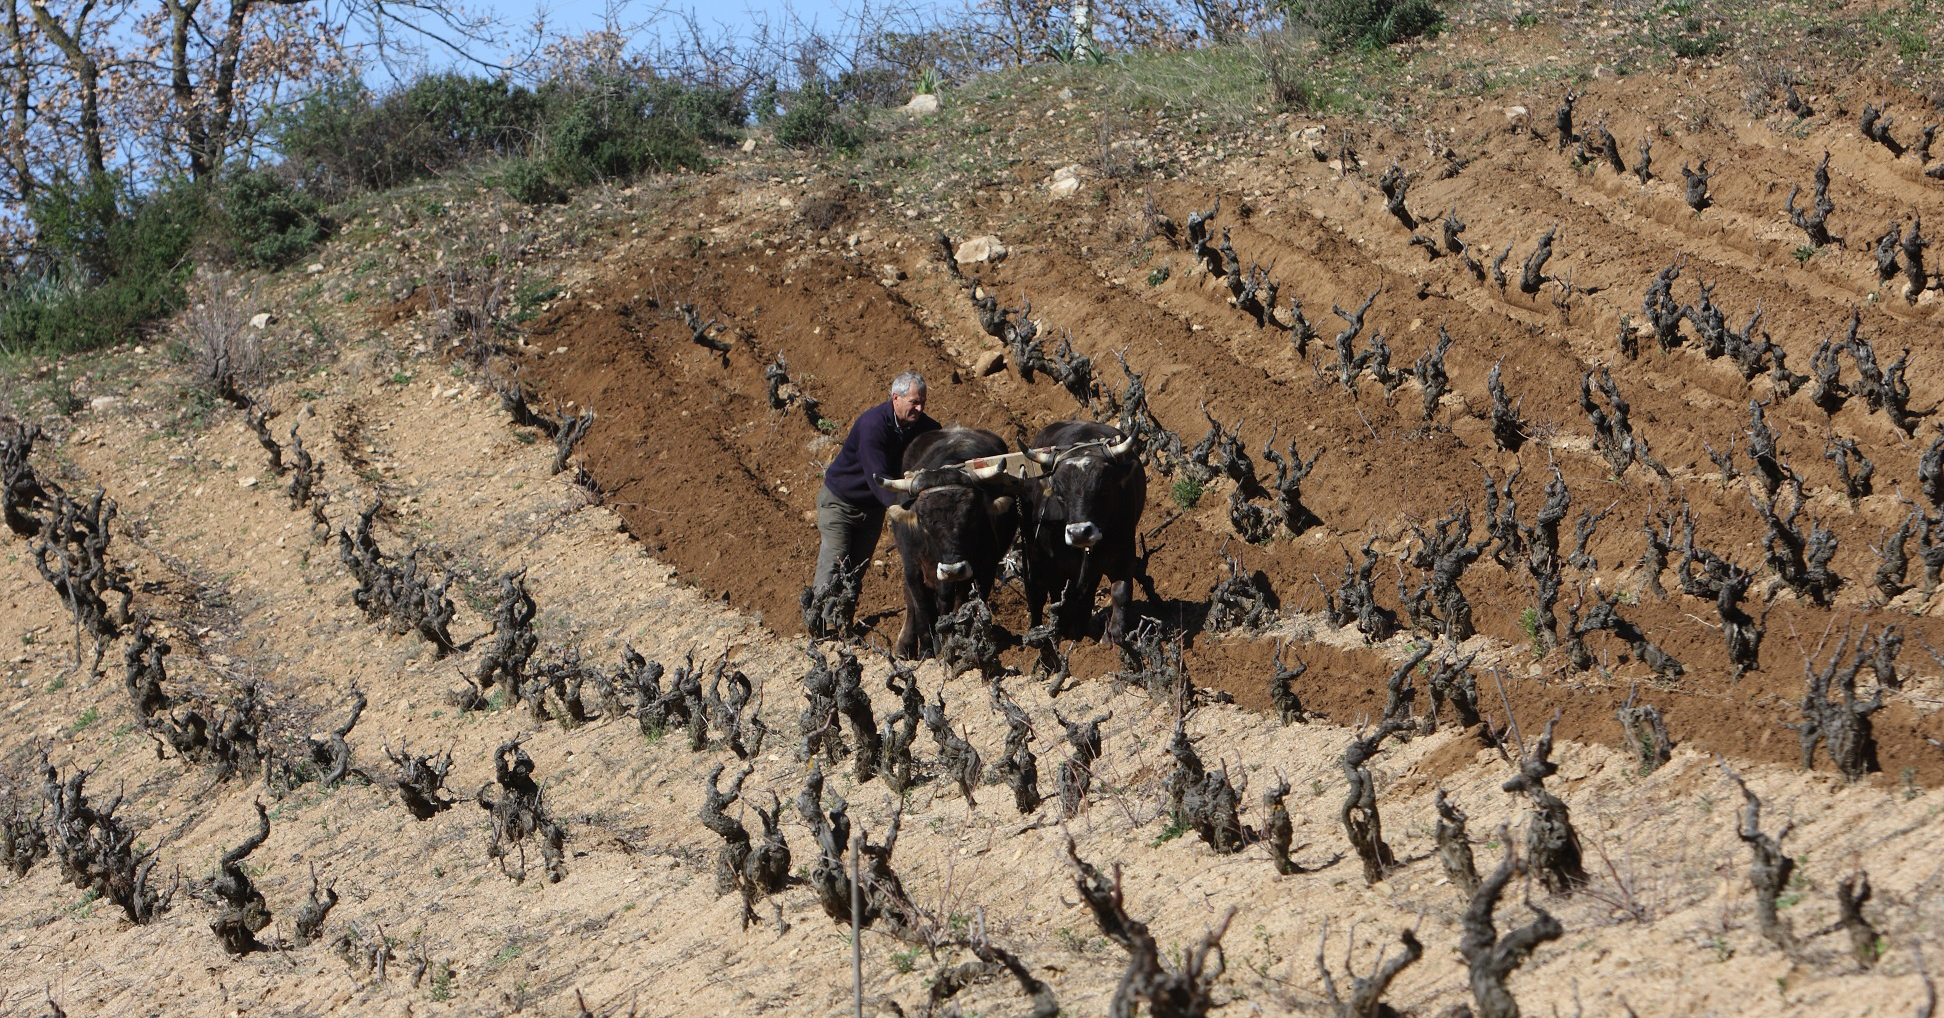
left=3, top=49, right=1944, bottom=1018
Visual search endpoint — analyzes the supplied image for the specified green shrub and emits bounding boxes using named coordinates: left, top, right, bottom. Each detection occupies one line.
left=273, top=81, right=418, bottom=195
left=278, top=75, right=538, bottom=196
left=752, top=78, right=783, bottom=124
left=502, top=159, right=568, bottom=206
left=278, top=72, right=741, bottom=200
left=1289, top=0, right=1444, bottom=50
left=402, top=72, right=538, bottom=158
left=217, top=169, right=329, bottom=269
left=535, top=76, right=745, bottom=185
left=1170, top=476, right=1204, bottom=509
left=541, top=90, right=663, bottom=182
left=0, top=173, right=201, bottom=355
left=775, top=81, right=865, bottom=151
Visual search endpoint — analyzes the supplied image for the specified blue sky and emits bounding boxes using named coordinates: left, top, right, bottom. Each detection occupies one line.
left=355, top=0, right=938, bottom=80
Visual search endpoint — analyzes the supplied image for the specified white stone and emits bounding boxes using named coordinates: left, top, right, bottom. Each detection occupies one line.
left=955, top=236, right=1007, bottom=265
left=903, top=94, right=941, bottom=114
left=1503, top=105, right=1530, bottom=132
left=741, top=137, right=757, bottom=153
left=1049, top=164, right=1088, bottom=198
left=306, top=263, right=324, bottom=274
left=88, top=396, right=120, bottom=411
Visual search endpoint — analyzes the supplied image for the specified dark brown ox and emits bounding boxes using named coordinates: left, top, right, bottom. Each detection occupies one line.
left=880, top=427, right=1021, bottom=659
left=1021, top=421, right=1146, bottom=643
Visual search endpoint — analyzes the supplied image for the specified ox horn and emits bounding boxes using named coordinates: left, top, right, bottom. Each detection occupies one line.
left=967, top=460, right=1005, bottom=481
left=878, top=474, right=913, bottom=492
left=1025, top=445, right=1057, bottom=466
left=1107, top=434, right=1137, bottom=459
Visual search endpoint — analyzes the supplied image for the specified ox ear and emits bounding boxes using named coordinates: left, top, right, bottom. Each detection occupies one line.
left=887, top=503, right=916, bottom=527
left=986, top=495, right=1014, bottom=517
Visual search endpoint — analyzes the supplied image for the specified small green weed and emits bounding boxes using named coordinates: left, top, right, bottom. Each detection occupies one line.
left=1150, top=815, right=1191, bottom=846
left=1147, top=265, right=1171, bottom=287
left=67, top=706, right=99, bottom=735
left=1518, top=607, right=1544, bottom=656
left=892, top=947, right=921, bottom=973
left=1793, top=245, right=1817, bottom=263
left=1057, top=926, right=1105, bottom=953
left=514, top=279, right=564, bottom=323
left=429, top=969, right=455, bottom=1001
left=1170, top=476, right=1204, bottom=509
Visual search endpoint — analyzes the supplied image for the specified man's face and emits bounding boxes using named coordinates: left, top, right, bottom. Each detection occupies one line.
left=892, top=389, right=927, bottom=424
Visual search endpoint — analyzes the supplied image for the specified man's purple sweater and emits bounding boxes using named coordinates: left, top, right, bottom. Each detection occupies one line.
left=823, top=401, right=940, bottom=508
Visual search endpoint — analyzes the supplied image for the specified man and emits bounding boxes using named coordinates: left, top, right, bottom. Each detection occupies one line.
left=813, top=371, right=940, bottom=600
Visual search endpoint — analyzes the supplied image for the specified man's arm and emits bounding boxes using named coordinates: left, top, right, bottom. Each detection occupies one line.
left=858, top=410, right=904, bottom=507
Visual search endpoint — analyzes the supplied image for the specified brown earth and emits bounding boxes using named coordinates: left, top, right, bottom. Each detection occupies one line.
left=4, top=51, right=1944, bottom=1018
left=522, top=68, right=1944, bottom=785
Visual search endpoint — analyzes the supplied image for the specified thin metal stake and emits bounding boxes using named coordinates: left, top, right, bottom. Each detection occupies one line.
left=852, top=829, right=864, bottom=1018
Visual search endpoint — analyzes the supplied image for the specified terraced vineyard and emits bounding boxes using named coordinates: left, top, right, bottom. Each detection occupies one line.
left=2, top=52, right=1942, bottom=1018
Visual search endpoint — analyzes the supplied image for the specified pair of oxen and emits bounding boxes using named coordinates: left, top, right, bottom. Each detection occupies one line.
left=877, top=421, right=1145, bottom=660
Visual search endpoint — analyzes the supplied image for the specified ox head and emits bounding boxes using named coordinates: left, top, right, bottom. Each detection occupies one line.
left=881, top=465, right=1017, bottom=584
left=1031, top=433, right=1138, bottom=550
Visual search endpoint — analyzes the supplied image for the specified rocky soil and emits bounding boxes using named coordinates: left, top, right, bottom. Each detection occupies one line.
left=3, top=47, right=1944, bottom=1018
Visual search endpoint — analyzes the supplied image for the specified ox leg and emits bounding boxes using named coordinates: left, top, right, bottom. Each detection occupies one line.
left=1024, top=558, right=1048, bottom=628
left=1059, top=563, right=1102, bottom=640
left=1104, top=577, right=1135, bottom=645
left=896, top=567, right=934, bottom=660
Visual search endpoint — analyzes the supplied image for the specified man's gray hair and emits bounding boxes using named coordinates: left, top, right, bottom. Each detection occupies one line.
left=890, top=371, right=927, bottom=397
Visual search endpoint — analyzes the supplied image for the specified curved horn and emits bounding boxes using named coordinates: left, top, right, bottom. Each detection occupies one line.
left=967, top=460, right=1005, bottom=481
left=1107, top=434, right=1137, bottom=459
left=1025, top=445, right=1057, bottom=466
left=877, top=474, right=912, bottom=492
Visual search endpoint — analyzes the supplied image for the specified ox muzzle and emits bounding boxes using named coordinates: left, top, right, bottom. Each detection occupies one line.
left=935, top=560, right=973, bottom=582
left=1065, top=522, right=1103, bottom=549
